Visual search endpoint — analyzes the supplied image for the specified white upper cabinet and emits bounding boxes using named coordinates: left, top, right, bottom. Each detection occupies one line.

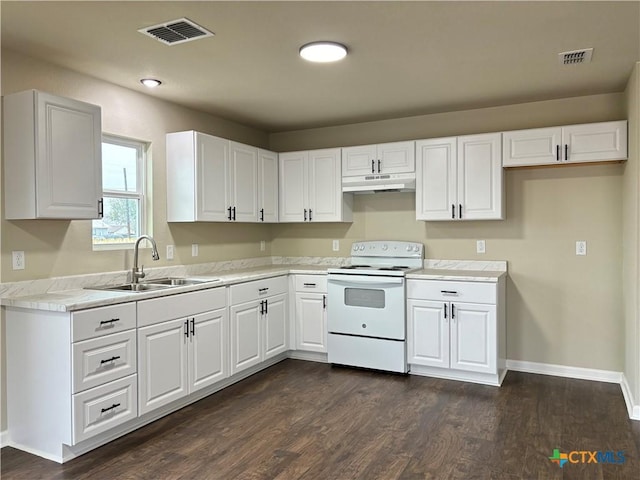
left=416, top=133, right=503, bottom=221
left=342, top=141, right=415, bottom=176
left=3, top=90, right=102, bottom=219
left=258, top=149, right=279, bottom=222
left=279, top=148, right=353, bottom=223
left=167, top=131, right=275, bottom=222
left=503, top=120, right=627, bottom=167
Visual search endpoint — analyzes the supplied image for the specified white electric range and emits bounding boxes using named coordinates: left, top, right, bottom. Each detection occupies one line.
left=326, top=241, right=424, bottom=373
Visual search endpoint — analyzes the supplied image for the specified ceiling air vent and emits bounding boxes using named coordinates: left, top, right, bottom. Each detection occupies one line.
left=139, top=18, right=214, bottom=45
left=558, top=48, right=593, bottom=65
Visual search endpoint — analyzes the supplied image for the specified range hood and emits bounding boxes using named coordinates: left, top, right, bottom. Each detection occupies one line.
left=342, top=173, right=416, bottom=194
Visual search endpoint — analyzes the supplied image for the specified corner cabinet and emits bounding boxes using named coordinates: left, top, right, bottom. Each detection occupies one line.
left=406, top=278, right=506, bottom=386
left=166, top=131, right=278, bottom=222
left=3, top=90, right=103, bottom=219
left=416, top=133, right=503, bottom=221
left=342, top=141, right=415, bottom=176
left=502, top=120, right=627, bottom=167
left=229, top=276, right=289, bottom=375
left=279, top=148, right=353, bottom=222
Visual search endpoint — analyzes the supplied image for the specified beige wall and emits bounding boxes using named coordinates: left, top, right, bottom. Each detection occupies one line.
left=271, top=95, right=627, bottom=372
left=1, top=50, right=274, bottom=282
left=623, top=62, right=640, bottom=409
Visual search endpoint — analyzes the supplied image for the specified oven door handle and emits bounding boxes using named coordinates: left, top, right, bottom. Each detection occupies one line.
left=328, top=277, right=404, bottom=286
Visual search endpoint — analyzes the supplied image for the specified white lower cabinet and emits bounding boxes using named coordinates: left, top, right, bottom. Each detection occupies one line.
left=293, top=275, right=328, bottom=353
left=407, top=278, right=506, bottom=385
left=229, top=276, right=288, bottom=375
left=137, top=288, right=228, bottom=415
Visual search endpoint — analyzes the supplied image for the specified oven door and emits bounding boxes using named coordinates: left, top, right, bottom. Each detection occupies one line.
left=327, top=274, right=405, bottom=340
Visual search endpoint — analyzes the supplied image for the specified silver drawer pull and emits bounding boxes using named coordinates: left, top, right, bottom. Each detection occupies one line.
left=303, top=283, right=317, bottom=287
left=441, top=290, right=458, bottom=295
left=100, top=355, right=121, bottom=365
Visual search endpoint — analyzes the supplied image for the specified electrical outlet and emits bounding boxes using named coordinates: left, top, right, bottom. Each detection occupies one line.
left=12, top=251, right=25, bottom=270
left=576, top=241, right=587, bottom=256
left=192, top=243, right=199, bottom=257
left=166, top=245, right=174, bottom=261
left=260, top=240, right=266, bottom=252
left=332, top=240, right=340, bottom=251
left=476, top=240, right=486, bottom=254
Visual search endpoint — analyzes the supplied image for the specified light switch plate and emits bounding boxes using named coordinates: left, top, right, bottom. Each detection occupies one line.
left=166, top=245, right=174, bottom=260
left=332, top=240, right=340, bottom=251
left=260, top=240, right=266, bottom=252
left=476, top=240, right=486, bottom=254
left=192, top=243, right=199, bottom=257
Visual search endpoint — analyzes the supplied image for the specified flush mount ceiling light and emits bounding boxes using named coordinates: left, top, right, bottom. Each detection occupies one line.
left=140, top=78, right=162, bottom=88
left=299, top=41, right=347, bottom=63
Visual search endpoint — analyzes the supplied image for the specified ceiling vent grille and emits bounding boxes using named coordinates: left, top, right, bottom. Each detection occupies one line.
left=558, top=48, right=593, bottom=65
left=139, top=18, right=214, bottom=45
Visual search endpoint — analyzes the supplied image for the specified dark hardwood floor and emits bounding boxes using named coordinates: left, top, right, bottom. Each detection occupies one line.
left=2, top=359, right=639, bottom=479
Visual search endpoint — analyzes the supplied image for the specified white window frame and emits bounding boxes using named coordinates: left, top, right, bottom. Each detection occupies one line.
left=92, top=134, right=149, bottom=251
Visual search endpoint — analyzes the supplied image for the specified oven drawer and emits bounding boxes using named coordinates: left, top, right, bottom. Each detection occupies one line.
left=72, top=302, right=137, bottom=342
left=72, top=330, right=137, bottom=394
left=230, top=275, right=287, bottom=305
left=72, top=374, right=137, bottom=444
left=295, top=275, right=327, bottom=293
left=407, top=280, right=496, bottom=304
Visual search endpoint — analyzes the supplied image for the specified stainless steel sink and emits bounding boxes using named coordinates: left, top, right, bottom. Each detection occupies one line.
left=85, top=276, right=221, bottom=293
left=143, top=277, right=216, bottom=286
left=91, top=283, right=172, bottom=292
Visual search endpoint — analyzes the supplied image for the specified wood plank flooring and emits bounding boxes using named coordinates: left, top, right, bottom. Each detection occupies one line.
left=2, top=359, right=639, bottom=479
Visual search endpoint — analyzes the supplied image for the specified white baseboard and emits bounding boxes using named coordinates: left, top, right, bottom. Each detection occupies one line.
left=506, top=359, right=622, bottom=383
left=288, top=350, right=328, bottom=363
left=1, top=429, right=8, bottom=448
left=620, top=373, right=640, bottom=421
left=507, top=359, right=640, bottom=422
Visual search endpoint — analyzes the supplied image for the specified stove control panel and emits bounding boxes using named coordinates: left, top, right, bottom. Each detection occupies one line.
left=351, top=241, right=424, bottom=258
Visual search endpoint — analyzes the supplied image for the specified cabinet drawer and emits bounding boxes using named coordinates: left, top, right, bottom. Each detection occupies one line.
left=72, top=374, right=137, bottom=444
left=407, top=280, right=496, bottom=304
left=72, top=302, right=136, bottom=342
left=230, top=276, right=287, bottom=305
left=72, top=330, right=137, bottom=394
left=137, top=287, right=226, bottom=327
left=294, top=275, right=327, bottom=293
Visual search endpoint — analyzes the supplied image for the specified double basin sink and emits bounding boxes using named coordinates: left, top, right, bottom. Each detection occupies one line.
left=87, top=277, right=221, bottom=293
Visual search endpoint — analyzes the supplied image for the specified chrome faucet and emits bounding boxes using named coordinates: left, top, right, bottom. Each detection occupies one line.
left=132, top=235, right=160, bottom=283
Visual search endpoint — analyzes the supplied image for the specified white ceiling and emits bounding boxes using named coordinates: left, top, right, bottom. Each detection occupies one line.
left=2, top=1, right=639, bottom=133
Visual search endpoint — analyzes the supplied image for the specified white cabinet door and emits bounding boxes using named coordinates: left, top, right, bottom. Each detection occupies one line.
left=457, top=133, right=503, bottom=220
left=407, top=299, right=449, bottom=368
left=416, top=137, right=457, bottom=221
left=196, top=133, right=230, bottom=221
left=230, top=301, right=262, bottom=375
left=138, top=318, right=188, bottom=415
left=308, top=148, right=342, bottom=222
left=229, top=141, right=258, bottom=221
left=258, top=149, right=278, bottom=222
left=279, top=151, right=307, bottom=222
left=502, top=127, right=561, bottom=167
left=563, top=121, right=627, bottom=164
left=188, top=308, right=228, bottom=394
left=3, top=90, right=102, bottom=219
left=295, top=292, right=327, bottom=353
left=264, top=293, right=288, bottom=359
left=377, top=141, right=415, bottom=174
left=450, top=302, right=496, bottom=374
left=342, top=141, right=414, bottom=175
left=342, top=144, right=377, bottom=176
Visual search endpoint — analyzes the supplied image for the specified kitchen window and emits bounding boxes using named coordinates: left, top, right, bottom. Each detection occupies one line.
left=92, top=135, right=149, bottom=249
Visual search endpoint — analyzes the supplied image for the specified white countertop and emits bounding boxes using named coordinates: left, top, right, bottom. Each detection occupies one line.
left=1, top=261, right=507, bottom=313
